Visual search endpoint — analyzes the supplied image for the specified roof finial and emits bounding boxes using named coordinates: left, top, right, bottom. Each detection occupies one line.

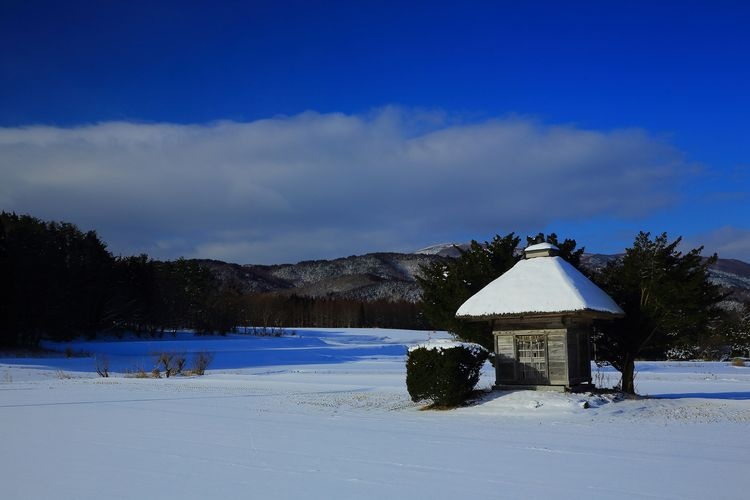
left=524, top=242, right=559, bottom=259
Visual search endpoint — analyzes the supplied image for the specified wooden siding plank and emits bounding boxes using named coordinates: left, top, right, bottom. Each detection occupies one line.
left=547, top=331, right=569, bottom=385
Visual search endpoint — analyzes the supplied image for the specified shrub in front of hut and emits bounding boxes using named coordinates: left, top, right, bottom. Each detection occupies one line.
left=406, top=341, right=489, bottom=408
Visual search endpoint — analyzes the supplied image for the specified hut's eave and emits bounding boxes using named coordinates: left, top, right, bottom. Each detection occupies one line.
left=456, top=308, right=624, bottom=322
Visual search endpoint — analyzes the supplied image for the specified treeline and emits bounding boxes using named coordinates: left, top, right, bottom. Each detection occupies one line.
left=0, top=213, right=227, bottom=348
left=0, top=213, right=425, bottom=349
left=239, top=294, right=427, bottom=330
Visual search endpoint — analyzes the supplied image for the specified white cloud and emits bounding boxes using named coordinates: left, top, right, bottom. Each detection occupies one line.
left=0, top=108, right=687, bottom=263
left=688, top=226, right=750, bottom=262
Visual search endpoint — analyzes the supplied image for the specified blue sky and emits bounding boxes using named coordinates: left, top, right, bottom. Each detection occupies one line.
left=1, top=1, right=748, bottom=263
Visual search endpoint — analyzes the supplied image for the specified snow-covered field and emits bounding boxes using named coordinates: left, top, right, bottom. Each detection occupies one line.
left=2, top=328, right=748, bottom=499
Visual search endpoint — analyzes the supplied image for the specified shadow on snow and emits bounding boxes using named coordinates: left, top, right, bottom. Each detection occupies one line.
left=651, top=392, right=750, bottom=401
left=0, top=330, right=410, bottom=374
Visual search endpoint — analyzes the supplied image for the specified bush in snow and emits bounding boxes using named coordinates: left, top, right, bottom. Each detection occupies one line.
left=153, top=352, right=187, bottom=378
left=94, top=356, right=110, bottom=378
left=190, top=351, right=214, bottom=376
left=406, top=340, right=488, bottom=408
left=730, top=357, right=746, bottom=367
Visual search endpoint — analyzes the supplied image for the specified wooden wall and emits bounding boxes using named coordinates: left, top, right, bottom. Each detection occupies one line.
left=495, top=333, right=515, bottom=383
left=547, top=329, right=568, bottom=385
left=494, top=328, right=569, bottom=385
left=492, top=315, right=594, bottom=388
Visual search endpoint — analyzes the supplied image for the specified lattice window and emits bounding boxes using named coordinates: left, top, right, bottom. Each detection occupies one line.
left=516, top=335, right=548, bottom=384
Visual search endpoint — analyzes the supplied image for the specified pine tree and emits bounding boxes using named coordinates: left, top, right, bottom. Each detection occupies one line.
left=592, top=232, right=723, bottom=393
left=0, top=212, right=115, bottom=347
left=416, top=233, right=521, bottom=348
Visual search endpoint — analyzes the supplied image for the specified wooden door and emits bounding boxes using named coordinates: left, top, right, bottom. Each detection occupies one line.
left=516, top=335, right=549, bottom=384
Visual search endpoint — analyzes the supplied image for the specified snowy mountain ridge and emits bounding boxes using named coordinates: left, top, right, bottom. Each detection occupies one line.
left=197, top=252, right=447, bottom=302
left=197, top=247, right=750, bottom=305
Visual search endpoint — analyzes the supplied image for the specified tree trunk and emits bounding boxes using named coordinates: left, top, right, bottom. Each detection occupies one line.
left=620, top=354, right=636, bottom=394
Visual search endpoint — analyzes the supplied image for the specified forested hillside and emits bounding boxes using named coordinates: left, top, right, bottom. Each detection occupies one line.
left=197, top=252, right=446, bottom=302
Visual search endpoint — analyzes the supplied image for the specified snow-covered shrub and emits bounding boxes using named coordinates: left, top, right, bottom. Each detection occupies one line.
left=406, top=340, right=488, bottom=408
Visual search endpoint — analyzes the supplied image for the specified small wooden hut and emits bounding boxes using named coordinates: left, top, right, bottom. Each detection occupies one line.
left=456, top=243, right=624, bottom=391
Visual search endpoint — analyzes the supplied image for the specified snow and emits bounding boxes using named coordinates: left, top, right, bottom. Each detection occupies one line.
left=407, top=338, right=488, bottom=355
left=414, top=243, right=457, bottom=255
left=524, top=241, right=558, bottom=252
left=456, top=255, right=625, bottom=318
left=2, top=329, right=749, bottom=499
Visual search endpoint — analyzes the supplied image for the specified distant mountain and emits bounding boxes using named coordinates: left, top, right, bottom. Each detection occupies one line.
left=415, top=243, right=468, bottom=258
left=197, top=252, right=448, bottom=303
left=197, top=247, right=750, bottom=307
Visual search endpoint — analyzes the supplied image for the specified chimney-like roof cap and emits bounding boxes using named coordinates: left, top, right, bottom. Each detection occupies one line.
left=524, top=242, right=559, bottom=258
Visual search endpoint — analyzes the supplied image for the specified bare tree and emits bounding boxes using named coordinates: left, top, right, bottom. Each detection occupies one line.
left=95, top=356, right=110, bottom=378
left=191, top=351, right=214, bottom=376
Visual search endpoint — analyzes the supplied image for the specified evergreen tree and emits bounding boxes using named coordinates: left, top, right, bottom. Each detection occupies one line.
left=154, top=258, right=218, bottom=332
left=723, top=303, right=750, bottom=358
left=592, top=232, right=723, bottom=393
left=0, top=220, right=12, bottom=347
left=105, top=254, right=158, bottom=333
left=0, top=213, right=114, bottom=347
left=417, top=233, right=521, bottom=348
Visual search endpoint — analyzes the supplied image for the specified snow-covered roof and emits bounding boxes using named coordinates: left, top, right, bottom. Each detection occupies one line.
left=456, top=254, right=624, bottom=319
